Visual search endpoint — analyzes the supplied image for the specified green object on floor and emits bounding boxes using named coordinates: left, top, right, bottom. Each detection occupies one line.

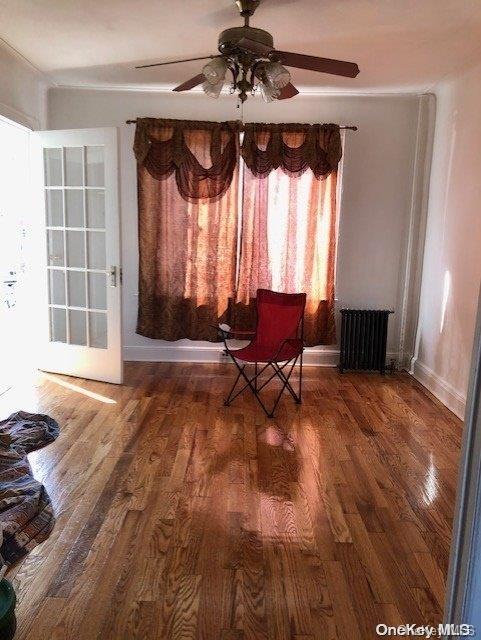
left=0, top=579, right=16, bottom=639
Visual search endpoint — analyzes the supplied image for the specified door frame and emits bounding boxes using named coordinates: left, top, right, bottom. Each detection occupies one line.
left=444, top=283, right=481, bottom=632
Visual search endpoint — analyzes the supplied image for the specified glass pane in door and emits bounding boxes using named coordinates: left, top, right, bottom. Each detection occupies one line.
left=86, top=146, right=104, bottom=187
left=89, top=312, right=107, bottom=348
left=88, top=272, right=106, bottom=310
left=44, top=148, right=62, bottom=186
left=67, top=270, right=86, bottom=307
left=65, top=147, right=83, bottom=186
left=65, top=190, right=84, bottom=227
left=87, top=231, right=106, bottom=269
left=49, top=269, right=65, bottom=305
left=47, top=230, right=65, bottom=266
left=44, top=144, right=108, bottom=349
left=50, top=307, right=67, bottom=343
left=46, top=190, right=63, bottom=226
left=66, top=230, right=86, bottom=268
left=86, top=189, right=105, bottom=228
left=69, top=309, right=87, bottom=345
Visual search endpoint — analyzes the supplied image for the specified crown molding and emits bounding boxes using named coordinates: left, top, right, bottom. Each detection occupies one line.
left=0, top=37, right=57, bottom=87
left=53, top=81, right=425, bottom=98
left=0, top=101, right=39, bottom=130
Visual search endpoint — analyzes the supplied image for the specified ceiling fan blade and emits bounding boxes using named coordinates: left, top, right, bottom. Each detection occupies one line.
left=136, top=56, right=216, bottom=70
left=275, top=51, right=359, bottom=78
left=173, top=74, right=206, bottom=92
left=236, top=37, right=274, bottom=56
left=278, top=82, right=299, bottom=100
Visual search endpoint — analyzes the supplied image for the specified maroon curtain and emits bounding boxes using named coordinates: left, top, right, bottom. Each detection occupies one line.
left=135, top=119, right=240, bottom=340
left=134, top=117, right=241, bottom=202
left=233, top=125, right=340, bottom=346
left=241, top=122, right=342, bottom=179
left=135, top=119, right=341, bottom=345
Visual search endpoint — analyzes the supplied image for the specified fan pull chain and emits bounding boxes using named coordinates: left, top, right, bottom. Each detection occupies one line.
left=236, top=98, right=245, bottom=123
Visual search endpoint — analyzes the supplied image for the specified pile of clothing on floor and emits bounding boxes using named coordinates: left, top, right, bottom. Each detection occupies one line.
left=0, top=411, right=59, bottom=573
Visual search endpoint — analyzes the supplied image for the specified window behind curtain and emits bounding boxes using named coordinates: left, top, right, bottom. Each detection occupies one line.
left=232, top=162, right=338, bottom=346
left=135, top=119, right=340, bottom=346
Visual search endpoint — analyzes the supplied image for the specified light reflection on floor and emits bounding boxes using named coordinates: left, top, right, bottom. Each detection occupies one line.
left=423, top=452, right=438, bottom=506
left=42, top=373, right=117, bottom=404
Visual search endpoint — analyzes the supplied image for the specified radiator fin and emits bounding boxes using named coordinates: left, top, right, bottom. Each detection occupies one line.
left=339, top=309, right=392, bottom=374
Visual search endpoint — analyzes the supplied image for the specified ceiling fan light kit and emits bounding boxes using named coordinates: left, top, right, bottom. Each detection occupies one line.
left=203, top=57, right=229, bottom=85
left=259, top=80, right=279, bottom=103
left=264, top=61, right=291, bottom=90
left=136, top=0, right=360, bottom=103
left=202, top=77, right=225, bottom=98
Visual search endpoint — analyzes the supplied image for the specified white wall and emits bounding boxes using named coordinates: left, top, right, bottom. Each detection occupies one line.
left=412, top=58, right=481, bottom=418
left=48, top=88, right=423, bottom=364
left=0, top=118, right=31, bottom=392
left=0, top=41, right=48, bottom=129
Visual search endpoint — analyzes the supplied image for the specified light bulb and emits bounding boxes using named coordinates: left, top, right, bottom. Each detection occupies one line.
left=265, top=61, right=290, bottom=89
left=202, top=58, right=228, bottom=85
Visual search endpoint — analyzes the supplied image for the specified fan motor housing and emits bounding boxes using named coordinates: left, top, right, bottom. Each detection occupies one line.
left=218, top=26, right=274, bottom=54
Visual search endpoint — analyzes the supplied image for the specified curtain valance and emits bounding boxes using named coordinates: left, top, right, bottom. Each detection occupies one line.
left=133, top=117, right=242, bottom=203
left=241, top=122, right=342, bottom=179
left=133, top=119, right=343, bottom=199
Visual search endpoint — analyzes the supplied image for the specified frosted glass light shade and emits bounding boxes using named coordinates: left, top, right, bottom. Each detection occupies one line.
left=265, top=61, right=290, bottom=89
left=202, top=78, right=224, bottom=98
left=202, top=58, right=228, bottom=85
left=260, top=81, right=280, bottom=103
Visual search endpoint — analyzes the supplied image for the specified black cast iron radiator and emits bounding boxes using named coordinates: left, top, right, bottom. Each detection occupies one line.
left=339, top=309, right=393, bottom=374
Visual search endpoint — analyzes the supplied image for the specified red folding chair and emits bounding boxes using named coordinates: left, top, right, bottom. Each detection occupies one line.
left=219, top=289, right=306, bottom=418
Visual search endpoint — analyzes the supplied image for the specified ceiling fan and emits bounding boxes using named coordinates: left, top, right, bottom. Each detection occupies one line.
left=136, top=0, right=360, bottom=103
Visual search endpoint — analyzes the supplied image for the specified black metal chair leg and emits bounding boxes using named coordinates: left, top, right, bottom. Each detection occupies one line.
left=225, top=356, right=273, bottom=417
left=267, top=357, right=298, bottom=418
left=227, top=362, right=271, bottom=404
left=224, top=365, right=244, bottom=406
left=298, top=351, right=303, bottom=404
left=223, top=347, right=303, bottom=418
left=270, top=362, right=300, bottom=403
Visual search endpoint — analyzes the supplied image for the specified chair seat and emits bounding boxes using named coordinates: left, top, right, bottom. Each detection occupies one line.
left=230, top=339, right=303, bottom=363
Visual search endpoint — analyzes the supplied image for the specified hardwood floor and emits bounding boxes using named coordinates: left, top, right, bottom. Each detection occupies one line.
left=2, top=363, right=462, bottom=640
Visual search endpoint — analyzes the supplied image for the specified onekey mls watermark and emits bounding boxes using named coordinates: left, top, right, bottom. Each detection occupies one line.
left=376, top=623, right=476, bottom=637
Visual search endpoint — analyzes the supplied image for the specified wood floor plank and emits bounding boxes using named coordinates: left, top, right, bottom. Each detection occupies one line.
left=2, top=365, right=462, bottom=639
left=323, top=560, right=364, bottom=640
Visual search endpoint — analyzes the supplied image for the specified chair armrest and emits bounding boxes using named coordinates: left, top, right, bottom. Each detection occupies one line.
left=271, top=337, right=304, bottom=362
left=212, top=324, right=255, bottom=339
left=228, top=329, right=256, bottom=339
left=210, top=325, right=255, bottom=354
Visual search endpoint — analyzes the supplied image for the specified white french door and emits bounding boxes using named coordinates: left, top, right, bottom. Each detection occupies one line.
left=31, top=128, right=122, bottom=384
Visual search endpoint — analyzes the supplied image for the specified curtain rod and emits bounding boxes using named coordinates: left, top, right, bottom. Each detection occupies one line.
left=125, top=119, right=357, bottom=130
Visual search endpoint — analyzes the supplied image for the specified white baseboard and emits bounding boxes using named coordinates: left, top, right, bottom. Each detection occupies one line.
left=410, top=358, right=466, bottom=420
left=124, top=344, right=400, bottom=369
left=399, top=350, right=414, bottom=371
left=124, top=344, right=339, bottom=366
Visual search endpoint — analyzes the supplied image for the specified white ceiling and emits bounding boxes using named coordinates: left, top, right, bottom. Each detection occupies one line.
left=1, top=0, right=481, bottom=93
